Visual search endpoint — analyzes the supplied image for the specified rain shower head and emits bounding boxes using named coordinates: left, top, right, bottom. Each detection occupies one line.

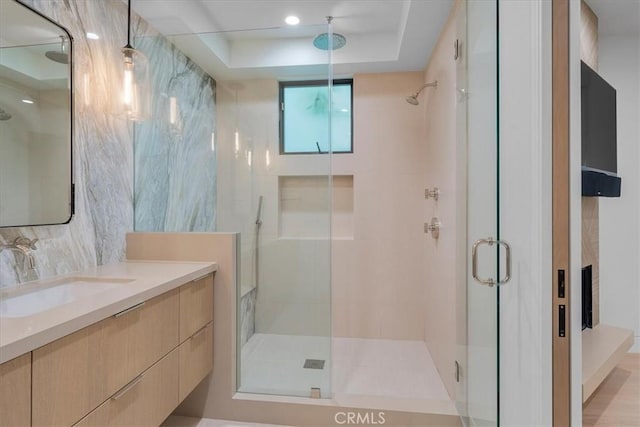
left=313, top=32, right=346, bottom=50
left=45, top=50, right=68, bottom=64
left=45, top=36, right=69, bottom=64
left=0, top=108, right=11, bottom=121
left=313, top=16, right=346, bottom=51
left=406, top=80, right=438, bottom=105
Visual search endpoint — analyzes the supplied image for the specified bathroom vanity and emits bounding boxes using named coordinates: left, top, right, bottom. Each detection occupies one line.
left=0, top=261, right=216, bottom=427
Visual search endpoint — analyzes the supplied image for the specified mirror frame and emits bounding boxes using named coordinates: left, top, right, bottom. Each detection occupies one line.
left=0, top=0, right=75, bottom=228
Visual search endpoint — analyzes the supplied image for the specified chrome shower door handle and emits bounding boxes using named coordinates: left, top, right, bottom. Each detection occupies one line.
left=471, top=237, right=511, bottom=287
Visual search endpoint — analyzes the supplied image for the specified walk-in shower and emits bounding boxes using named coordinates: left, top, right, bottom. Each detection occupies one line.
left=132, top=0, right=502, bottom=423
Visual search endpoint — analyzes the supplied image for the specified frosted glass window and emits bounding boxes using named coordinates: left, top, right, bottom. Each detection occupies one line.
left=280, top=80, right=352, bottom=154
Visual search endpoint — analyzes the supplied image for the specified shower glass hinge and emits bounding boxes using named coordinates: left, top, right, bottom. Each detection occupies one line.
left=454, top=39, right=461, bottom=60
left=310, top=387, right=321, bottom=399
left=455, top=360, right=461, bottom=383
left=304, top=359, right=325, bottom=370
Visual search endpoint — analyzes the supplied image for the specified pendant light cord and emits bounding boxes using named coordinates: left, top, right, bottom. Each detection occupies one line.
left=125, top=0, right=133, bottom=49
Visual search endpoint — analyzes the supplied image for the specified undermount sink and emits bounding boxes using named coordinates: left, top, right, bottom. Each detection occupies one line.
left=0, top=277, right=134, bottom=318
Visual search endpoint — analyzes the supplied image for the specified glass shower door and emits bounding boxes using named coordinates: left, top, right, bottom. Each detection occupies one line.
left=177, top=21, right=334, bottom=399
left=457, top=0, right=501, bottom=426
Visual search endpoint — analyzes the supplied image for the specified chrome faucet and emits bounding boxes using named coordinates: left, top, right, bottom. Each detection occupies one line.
left=0, top=237, right=38, bottom=270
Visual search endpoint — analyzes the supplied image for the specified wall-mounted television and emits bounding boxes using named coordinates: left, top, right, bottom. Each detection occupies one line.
left=581, top=61, right=621, bottom=197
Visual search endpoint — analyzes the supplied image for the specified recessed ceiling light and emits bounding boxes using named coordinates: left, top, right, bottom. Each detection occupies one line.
left=86, top=32, right=100, bottom=40
left=285, top=15, right=300, bottom=26
left=22, top=99, right=34, bottom=104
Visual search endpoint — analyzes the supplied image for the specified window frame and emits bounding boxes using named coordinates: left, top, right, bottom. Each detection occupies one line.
left=278, top=79, right=354, bottom=155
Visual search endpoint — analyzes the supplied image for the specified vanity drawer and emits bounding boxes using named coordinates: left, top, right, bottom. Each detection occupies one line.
left=75, top=347, right=179, bottom=427
left=179, top=273, right=214, bottom=342
left=179, top=321, right=213, bottom=401
left=0, top=353, right=31, bottom=427
left=32, top=289, right=179, bottom=427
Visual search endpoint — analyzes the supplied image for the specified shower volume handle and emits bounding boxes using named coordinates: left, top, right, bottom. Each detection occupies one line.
left=424, top=217, right=441, bottom=239
left=471, top=237, right=511, bottom=287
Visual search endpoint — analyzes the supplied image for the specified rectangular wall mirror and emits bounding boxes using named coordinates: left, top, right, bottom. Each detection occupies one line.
left=0, top=0, right=73, bottom=227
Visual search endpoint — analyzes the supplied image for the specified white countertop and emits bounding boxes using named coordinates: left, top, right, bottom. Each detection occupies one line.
left=0, top=260, right=217, bottom=364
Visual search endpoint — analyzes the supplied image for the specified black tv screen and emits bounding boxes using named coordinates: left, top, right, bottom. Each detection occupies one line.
left=581, top=61, right=617, bottom=174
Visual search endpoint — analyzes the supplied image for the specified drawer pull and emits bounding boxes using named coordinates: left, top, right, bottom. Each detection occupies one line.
left=191, top=273, right=210, bottom=283
left=192, top=324, right=208, bottom=339
left=111, top=374, right=144, bottom=401
left=114, top=301, right=145, bottom=318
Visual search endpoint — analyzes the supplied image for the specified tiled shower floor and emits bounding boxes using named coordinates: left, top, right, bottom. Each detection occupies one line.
left=238, top=333, right=456, bottom=413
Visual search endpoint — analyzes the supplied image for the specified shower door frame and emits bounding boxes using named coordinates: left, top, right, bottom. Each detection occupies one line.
left=456, top=0, right=501, bottom=424
left=459, top=1, right=557, bottom=426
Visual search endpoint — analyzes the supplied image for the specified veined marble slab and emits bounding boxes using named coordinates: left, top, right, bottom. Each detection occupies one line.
left=134, top=36, right=217, bottom=232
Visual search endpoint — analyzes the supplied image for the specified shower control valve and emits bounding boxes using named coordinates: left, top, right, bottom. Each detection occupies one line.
left=425, top=187, right=440, bottom=201
left=424, top=217, right=441, bottom=239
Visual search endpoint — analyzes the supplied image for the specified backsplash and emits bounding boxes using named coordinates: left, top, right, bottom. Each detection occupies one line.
left=0, top=0, right=216, bottom=287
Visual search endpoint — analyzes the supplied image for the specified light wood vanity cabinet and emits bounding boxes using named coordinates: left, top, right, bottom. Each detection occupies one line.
left=179, top=274, right=214, bottom=401
left=32, top=289, right=180, bottom=427
left=179, top=321, right=213, bottom=401
left=0, top=353, right=31, bottom=427
left=26, top=272, right=214, bottom=427
left=75, top=349, right=180, bottom=427
left=179, top=274, right=214, bottom=342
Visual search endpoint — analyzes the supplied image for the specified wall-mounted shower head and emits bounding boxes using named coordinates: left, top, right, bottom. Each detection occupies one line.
left=45, top=36, right=69, bottom=64
left=406, top=95, right=420, bottom=106
left=0, top=108, right=11, bottom=121
left=406, top=81, right=438, bottom=105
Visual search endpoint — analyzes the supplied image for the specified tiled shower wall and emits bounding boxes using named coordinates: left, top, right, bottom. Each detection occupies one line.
left=0, top=0, right=215, bottom=287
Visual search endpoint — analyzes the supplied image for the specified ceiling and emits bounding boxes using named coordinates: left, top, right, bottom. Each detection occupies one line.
left=132, top=0, right=454, bottom=80
left=586, top=0, right=640, bottom=36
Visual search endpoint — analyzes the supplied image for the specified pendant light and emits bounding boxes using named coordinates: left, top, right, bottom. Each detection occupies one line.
left=122, top=0, right=150, bottom=121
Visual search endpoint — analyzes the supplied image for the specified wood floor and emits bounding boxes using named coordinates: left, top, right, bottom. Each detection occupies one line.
left=583, top=353, right=640, bottom=426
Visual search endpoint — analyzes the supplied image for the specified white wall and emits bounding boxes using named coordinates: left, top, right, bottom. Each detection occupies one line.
left=216, top=79, right=332, bottom=337
left=332, top=71, right=428, bottom=341
left=598, top=32, right=640, bottom=351
left=499, top=1, right=554, bottom=425
left=217, top=72, right=431, bottom=341
left=421, top=7, right=457, bottom=398
left=570, top=0, right=585, bottom=423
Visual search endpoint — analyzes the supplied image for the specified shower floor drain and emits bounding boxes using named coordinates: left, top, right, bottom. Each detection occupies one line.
left=303, top=359, right=325, bottom=370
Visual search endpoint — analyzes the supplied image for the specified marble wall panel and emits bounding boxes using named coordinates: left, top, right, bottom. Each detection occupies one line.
left=239, top=288, right=257, bottom=348
left=134, top=36, right=216, bottom=232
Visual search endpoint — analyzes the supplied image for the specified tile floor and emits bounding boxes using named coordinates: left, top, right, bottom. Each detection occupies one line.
left=163, top=415, right=287, bottom=427
left=239, top=333, right=452, bottom=406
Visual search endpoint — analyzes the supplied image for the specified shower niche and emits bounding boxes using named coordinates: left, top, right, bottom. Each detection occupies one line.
left=278, top=175, right=354, bottom=239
